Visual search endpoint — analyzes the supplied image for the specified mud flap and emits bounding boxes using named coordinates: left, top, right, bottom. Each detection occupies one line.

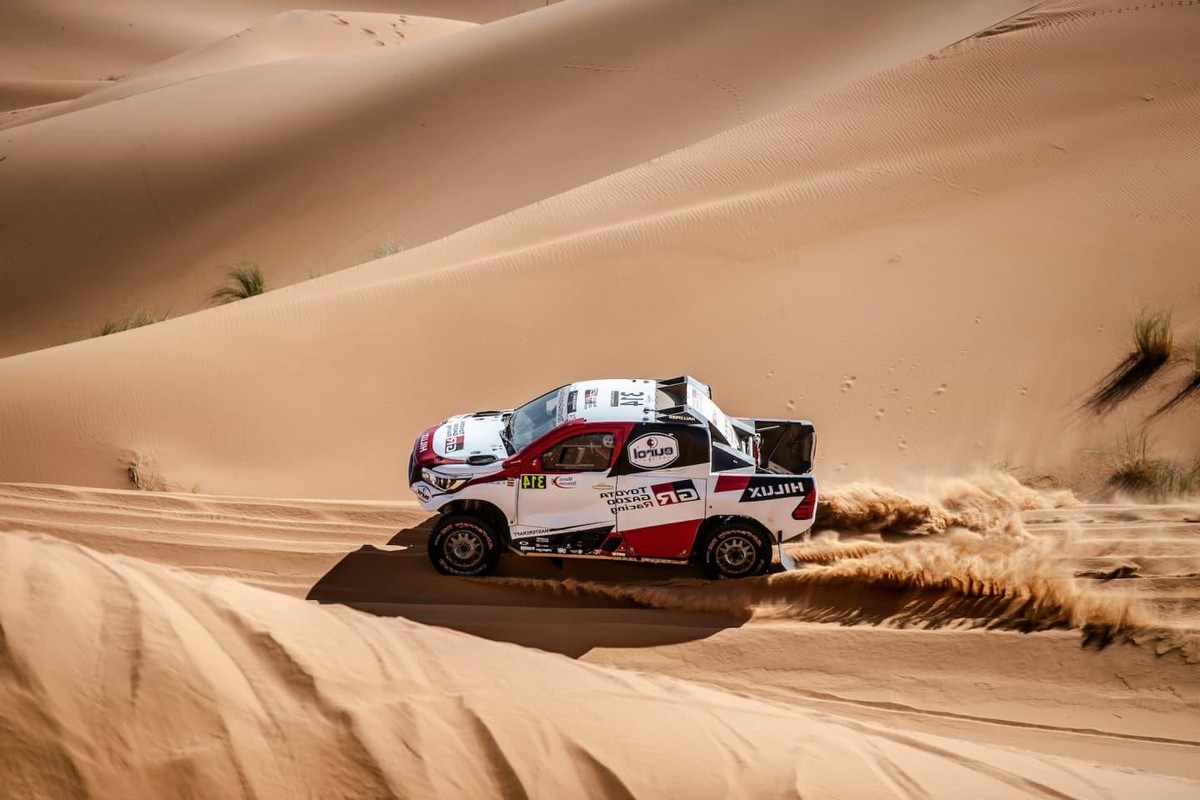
left=777, top=539, right=799, bottom=571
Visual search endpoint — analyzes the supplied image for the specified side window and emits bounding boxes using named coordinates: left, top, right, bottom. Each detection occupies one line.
left=541, top=433, right=615, bottom=472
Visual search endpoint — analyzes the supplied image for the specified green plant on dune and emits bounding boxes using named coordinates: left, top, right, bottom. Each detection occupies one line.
left=93, top=310, right=167, bottom=337
left=1154, top=341, right=1200, bottom=416
left=119, top=452, right=169, bottom=492
left=1103, top=428, right=1195, bottom=500
left=373, top=238, right=403, bottom=259
left=209, top=262, right=266, bottom=305
left=1084, top=309, right=1173, bottom=414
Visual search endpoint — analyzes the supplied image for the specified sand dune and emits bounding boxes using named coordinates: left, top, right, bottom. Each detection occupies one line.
left=0, top=0, right=1036, bottom=356
left=4, top=11, right=477, bottom=128
left=0, top=0, right=540, bottom=83
left=2, top=481, right=1197, bottom=795
left=3, top=0, right=1198, bottom=494
left=0, top=79, right=105, bottom=112
left=3, top=0, right=1200, bottom=795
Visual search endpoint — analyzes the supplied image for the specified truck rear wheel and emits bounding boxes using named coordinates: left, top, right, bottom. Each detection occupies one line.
left=700, top=521, right=770, bottom=580
left=428, top=513, right=501, bottom=576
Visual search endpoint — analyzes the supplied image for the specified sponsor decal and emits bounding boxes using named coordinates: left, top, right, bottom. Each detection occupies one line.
left=418, top=432, right=430, bottom=453
left=416, top=484, right=432, bottom=502
left=521, top=474, right=547, bottom=490
left=651, top=480, right=699, bottom=506
left=552, top=475, right=578, bottom=488
left=584, top=388, right=598, bottom=409
left=444, top=420, right=466, bottom=453
left=615, top=390, right=646, bottom=407
left=600, top=486, right=653, bottom=513
left=513, top=525, right=615, bottom=555
left=627, top=433, right=679, bottom=470
left=566, top=390, right=578, bottom=415
left=739, top=477, right=808, bottom=503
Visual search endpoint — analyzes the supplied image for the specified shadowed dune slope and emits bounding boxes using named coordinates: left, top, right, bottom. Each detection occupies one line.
left=3, top=11, right=478, bottom=128
left=0, top=0, right=542, bottom=82
left=3, top=529, right=1198, bottom=799
left=0, top=0, right=1035, bottom=355
left=0, top=79, right=105, bottom=112
left=1, top=0, right=1197, bottom=495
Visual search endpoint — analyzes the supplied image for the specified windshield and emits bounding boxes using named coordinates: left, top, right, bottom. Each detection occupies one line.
left=507, top=388, right=561, bottom=452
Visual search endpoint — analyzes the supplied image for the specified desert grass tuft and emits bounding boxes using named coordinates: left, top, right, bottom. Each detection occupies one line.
left=93, top=310, right=167, bottom=337
left=1103, top=429, right=1195, bottom=500
left=1153, top=341, right=1200, bottom=416
left=1084, top=309, right=1173, bottom=414
left=119, top=453, right=169, bottom=492
left=210, top=262, right=266, bottom=305
left=373, top=239, right=403, bottom=259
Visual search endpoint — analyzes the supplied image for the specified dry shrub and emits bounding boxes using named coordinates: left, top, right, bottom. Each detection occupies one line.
left=1154, top=341, right=1200, bottom=416
left=1085, top=309, right=1172, bottom=414
left=210, top=262, right=266, bottom=305
left=1104, top=429, right=1195, bottom=500
left=119, top=453, right=169, bottom=492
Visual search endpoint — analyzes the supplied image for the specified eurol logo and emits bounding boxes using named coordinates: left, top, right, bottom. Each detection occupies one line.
left=627, top=434, right=679, bottom=470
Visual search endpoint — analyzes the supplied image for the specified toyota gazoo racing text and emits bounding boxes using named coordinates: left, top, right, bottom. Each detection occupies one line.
left=409, top=376, right=817, bottom=579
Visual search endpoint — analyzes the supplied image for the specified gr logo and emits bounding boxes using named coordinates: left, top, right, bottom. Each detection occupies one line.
left=652, top=480, right=700, bottom=506
left=521, top=474, right=547, bottom=490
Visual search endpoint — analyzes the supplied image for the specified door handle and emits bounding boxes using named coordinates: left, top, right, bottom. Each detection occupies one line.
left=593, top=484, right=615, bottom=491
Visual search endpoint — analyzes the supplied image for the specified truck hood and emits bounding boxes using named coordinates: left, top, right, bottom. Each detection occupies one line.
left=413, top=411, right=509, bottom=466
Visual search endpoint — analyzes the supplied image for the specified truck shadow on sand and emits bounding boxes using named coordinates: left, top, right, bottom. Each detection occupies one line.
left=309, top=523, right=1145, bottom=657
left=307, top=518, right=748, bottom=657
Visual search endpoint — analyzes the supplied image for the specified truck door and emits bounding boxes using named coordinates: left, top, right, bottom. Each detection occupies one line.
left=612, top=425, right=711, bottom=560
left=511, top=430, right=619, bottom=555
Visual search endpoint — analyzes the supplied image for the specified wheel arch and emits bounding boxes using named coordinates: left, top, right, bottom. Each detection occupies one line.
left=437, top=499, right=511, bottom=543
left=691, top=514, right=775, bottom=562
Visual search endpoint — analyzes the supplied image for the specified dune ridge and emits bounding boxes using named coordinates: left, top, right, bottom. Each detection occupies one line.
left=3, top=0, right=1198, bottom=495
left=0, top=0, right=1037, bottom=356
left=3, top=528, right=1198, bottom=799
left=2, top=11, right=478, bottom=128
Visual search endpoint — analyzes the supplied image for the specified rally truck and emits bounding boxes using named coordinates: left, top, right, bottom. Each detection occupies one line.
left=409, top=376, right=816, bottom=579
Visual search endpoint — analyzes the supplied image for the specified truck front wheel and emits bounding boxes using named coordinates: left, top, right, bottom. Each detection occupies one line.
left=428, top=513, right=501, bottom=576
left=700, top=521, right=770, bottom=580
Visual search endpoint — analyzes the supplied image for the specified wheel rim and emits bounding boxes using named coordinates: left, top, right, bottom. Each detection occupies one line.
left=444, top=529, right=485, bottom=570
left=714, top=534, right=758, bottom=577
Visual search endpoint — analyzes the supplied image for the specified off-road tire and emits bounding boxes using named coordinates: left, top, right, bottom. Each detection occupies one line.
left=428, top=513, right=502, bottom=576
left=700, top=521, right=771, bottom=580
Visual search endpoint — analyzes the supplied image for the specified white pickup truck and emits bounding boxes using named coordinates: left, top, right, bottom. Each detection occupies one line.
left=409, top=376, right=816, bottom=579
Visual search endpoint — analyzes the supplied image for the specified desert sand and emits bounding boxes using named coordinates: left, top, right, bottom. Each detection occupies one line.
left=1, top=0, right=1199, bottom=796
